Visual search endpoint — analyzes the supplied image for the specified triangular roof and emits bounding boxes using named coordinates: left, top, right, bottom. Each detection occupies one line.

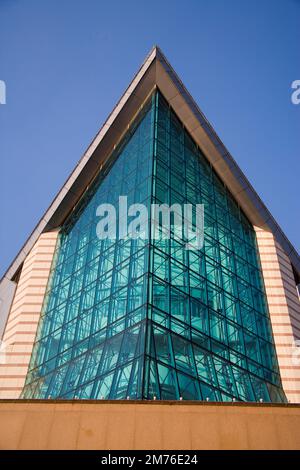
left=2, top=46, right=300, bottom=281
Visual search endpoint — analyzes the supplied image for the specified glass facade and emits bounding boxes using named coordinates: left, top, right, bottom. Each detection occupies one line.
left=22, top=91, right=286, bottom=402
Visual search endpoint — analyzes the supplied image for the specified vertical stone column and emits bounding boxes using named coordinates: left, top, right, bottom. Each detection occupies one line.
left=0, top=231, right=58, bottom=398
left=255, top=227, right=300, bottom=403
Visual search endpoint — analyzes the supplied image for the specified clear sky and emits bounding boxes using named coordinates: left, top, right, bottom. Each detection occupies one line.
left=0, top=0, right=299, bottom=278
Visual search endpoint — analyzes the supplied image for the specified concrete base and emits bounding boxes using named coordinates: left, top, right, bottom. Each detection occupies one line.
left=0, top=400, right=299, bottom=450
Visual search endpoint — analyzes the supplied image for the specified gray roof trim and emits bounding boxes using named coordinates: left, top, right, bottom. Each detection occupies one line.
left=1, top=46, right=299, bottom=282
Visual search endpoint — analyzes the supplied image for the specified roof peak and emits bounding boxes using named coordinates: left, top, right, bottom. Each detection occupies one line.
left=1, top=45, right=299, bottom=282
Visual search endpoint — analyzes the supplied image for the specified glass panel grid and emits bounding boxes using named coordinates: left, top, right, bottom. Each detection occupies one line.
left=22, top=90, right=286, bottom=403
left=22, top=94, right=155, bottom=400
left=146, top=91, right=285, bottom=403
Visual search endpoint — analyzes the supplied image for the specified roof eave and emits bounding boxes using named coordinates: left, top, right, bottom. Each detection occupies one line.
left=1, top=46, right=299, bottom=283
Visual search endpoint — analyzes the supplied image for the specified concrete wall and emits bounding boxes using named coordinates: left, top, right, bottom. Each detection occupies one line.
left=0, top=400, right=299, bottom=450
left=256, top=227, right=300, bottom=403
left=0, top=231, right=58, bottom=398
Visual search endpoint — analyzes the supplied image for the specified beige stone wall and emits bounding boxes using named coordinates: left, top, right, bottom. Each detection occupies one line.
left=0, top=231, right=58, bottom=399
left=0, top=400, right=299, bottom=450
left=255, top=227, right=300, bottom=403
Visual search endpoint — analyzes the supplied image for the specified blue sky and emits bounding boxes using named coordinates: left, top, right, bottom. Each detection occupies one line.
left=0, top=0, right=299, bottom=277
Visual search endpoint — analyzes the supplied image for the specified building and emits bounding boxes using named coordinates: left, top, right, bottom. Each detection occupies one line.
left=0, top=47, right=300, bottom=449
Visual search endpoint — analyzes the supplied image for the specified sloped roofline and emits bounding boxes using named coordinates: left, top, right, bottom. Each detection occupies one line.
left=1, top=46, right=299, bottom=282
